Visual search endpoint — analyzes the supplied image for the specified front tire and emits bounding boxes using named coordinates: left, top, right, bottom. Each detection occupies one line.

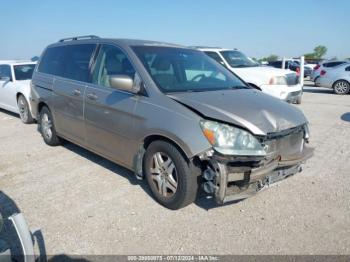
left=296, top=96, right=302, bottom=104
left=144, top=141, right=198, bottom=210
left=333, top=80, right=350, bottom=95
left=17, top=95, right=33, bottom=124
left=39, top=106, right=61, bottom=146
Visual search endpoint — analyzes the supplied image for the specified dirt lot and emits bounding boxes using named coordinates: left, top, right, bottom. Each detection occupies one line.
left=1, top=84, right=350, bottom=256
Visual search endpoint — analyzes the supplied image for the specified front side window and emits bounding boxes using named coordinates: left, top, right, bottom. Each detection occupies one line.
left=132, top=46, right=246, bottom=93
left=220, top=51, right=259, bottom=68
left=345, top=66, right=350, bottom=71
left=64, top=44, right=96, bottom=82
left=14, top=64, right=35, bottom=80
left=92, top=45, right=136, bottom=88
left=0, top=65, right=12, bottom=80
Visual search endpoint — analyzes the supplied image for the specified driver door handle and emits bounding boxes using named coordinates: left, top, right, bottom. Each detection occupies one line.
left=72, top=89, right=81, bottom=96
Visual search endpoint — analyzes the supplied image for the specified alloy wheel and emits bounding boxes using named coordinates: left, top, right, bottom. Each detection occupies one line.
left=18, top=97, right=28, bottom=122
left=334, top=81, right=350, bottom=94
left=150, top=152, right=178, bottom=197
left=41, top=113, right=53, bottom=140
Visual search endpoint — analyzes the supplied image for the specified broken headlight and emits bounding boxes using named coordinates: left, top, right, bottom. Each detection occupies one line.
left=200, top=120, right=267, bottom=156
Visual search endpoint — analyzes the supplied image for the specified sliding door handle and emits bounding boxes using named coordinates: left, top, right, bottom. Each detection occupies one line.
left=87, top=93, right=98, bottom=101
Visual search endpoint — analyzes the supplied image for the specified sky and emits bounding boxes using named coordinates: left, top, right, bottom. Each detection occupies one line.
left=0, top=0, right=349, bottom=60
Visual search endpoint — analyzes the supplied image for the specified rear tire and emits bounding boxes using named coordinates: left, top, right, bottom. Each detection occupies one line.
left=17, top=95, right=33, bottom=124
left=143, top=141, right=198, bottom=210
left=333, top=80, right=350, bottom=95
left=39, top=106, right=61, bottom=146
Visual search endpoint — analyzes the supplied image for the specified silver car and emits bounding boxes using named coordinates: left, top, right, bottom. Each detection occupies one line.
left=30, top=35, right=313, bottom=209
left=311, top=60, right=348, bottom=82
left=315, top=62, right=350, bottom=94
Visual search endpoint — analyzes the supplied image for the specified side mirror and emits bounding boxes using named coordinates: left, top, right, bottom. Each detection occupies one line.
left=0, top=77, right=11, bottom=82
left=109, top=74, right=141, bottom=94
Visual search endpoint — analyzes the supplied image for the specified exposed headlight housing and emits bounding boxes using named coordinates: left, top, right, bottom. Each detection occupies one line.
left=200, top=120, right=267, bottom=156
left=269, top=76, right=287, bottom=85
left=304, top=123, right=310, bottom=142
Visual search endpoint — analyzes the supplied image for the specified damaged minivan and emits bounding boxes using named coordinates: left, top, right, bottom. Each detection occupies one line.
left=30, top=36, right=313, bottom=209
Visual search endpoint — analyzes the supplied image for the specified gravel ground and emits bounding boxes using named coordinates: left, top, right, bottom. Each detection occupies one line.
left=0, top=84, right=349, bottom=256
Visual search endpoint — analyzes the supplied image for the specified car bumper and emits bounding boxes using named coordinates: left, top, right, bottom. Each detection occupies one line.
left=206, top=146, right=314, bottom=204
left=311, top=71, right=319, bottom=81
left=315, top=77, right=333, bottom=88
left=260, top=83, right=303, bottom=102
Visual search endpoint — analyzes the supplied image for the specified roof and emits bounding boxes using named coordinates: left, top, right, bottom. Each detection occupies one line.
left=49, top=36, right=187, bottom=49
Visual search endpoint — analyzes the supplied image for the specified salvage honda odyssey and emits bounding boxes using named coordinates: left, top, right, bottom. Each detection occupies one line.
left=30, top=35, right=313, bottom=209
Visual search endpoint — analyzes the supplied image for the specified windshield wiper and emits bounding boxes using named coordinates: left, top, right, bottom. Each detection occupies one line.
left=229, top=85, right=248, bottom=90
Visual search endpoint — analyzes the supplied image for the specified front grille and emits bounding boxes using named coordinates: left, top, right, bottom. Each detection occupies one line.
left=265, top=127, right=304, bottom=158
left=286, top=73, right=299, bottom=86
left=289, top=91, right=301, bottom=97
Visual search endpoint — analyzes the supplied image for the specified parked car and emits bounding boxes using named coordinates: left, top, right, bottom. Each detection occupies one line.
left=268, top=60, right=312, bottom=78
left=0, top=61, right=36, bottom=123
left=311, top=61, right=348, bottom=82
left=30, top=36, right=313, bottom=209
left=315, top=62, right=350, bottom=94
left=198, top=48, right=303, bottom=104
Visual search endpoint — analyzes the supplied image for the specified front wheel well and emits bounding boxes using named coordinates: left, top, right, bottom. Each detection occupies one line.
left=38, top=102, right=49, bottom=114
left=16, top=93, right=24, bottom=101
left=143, top=135, right=189, bottom=161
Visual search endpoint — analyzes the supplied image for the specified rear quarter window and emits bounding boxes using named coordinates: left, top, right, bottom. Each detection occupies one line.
left=64, top=44, right=96, bottom=83
left=38, top=46, right=66, bottom=76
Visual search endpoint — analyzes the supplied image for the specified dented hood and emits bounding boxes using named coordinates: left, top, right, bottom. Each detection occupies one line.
left=168, top=89, right=307, bottom=136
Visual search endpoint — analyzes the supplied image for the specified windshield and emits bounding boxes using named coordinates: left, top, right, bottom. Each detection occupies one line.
left=220, top=51, right=259, bottom=68
left=14, top=64, right=35, bottom=80
left=132, top=46, right=247, bottom=93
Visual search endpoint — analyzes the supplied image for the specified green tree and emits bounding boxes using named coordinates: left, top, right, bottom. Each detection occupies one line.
left=313, top=45, right=327, bottom=59
left=304, top=45, right=328, bottom=60
left=260, top=55, right=279, bottom=62
left=304, top=53, right=315, bottom=59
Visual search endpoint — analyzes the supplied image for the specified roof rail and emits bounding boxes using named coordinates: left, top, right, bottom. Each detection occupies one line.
left=58, top=35, right=100, bottom=42
left=189, top=46, right=222, bottom=49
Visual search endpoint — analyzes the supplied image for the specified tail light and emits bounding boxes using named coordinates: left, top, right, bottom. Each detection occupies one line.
left=320, top=70, right=326, bottom=76
left=296, top=67, right=300, bottom=76
left=314, top=64, right=320, bottom=70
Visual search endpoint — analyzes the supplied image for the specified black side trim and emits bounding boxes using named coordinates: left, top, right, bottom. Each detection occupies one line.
left=36, top=85, right=52, bottom=92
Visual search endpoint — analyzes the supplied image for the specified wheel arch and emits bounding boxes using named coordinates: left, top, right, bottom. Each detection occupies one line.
left=143, top=134, right=191, bottom=161
left=332, top=79, right=350, bottom=89
left=133, top=134, right=199, bottom=180
left=16, top=92, right=24, bottom=101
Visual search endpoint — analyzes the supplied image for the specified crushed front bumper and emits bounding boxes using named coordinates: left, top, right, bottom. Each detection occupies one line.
left=284, top=90, right=303, bottom=103
left=204, top=146, right=314, bottom=204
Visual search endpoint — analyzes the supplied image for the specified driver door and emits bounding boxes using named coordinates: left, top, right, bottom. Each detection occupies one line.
left=84, top=44, right=139, bottom=167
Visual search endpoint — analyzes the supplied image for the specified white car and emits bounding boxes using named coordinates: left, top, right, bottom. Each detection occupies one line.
left=199, top=48, right=303, bottom=104
left=0, top=60, right=36, bottom=123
